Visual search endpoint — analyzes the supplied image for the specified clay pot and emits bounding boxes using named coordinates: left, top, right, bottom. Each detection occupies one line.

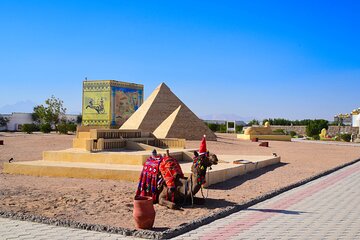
left=133, top=195, right=155, bottom=229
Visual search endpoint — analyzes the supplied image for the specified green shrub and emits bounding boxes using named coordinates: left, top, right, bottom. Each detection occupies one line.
left=236, top=125, right=243, bottom=133
left=289, top=131, right=297, bottom=137
left=67, top=123, right=77, bottom=133
left=219, top=124, right=227, bottom=133
left=39, top=123, right=52, bottom=133
left=247, top=119, right=260, bottom=126
left=22, top=124, right=38, bottom=134
left=57, top=123, right=68, bottom=134
left=334, top=135, right=341, bottom=141
left=312, top=135, right=320, bottom=140
left=273, top=129, right=285, bottom=135
left=340, top=133, right=351, bottom=142
left=297, top=134, right=304, bottom=138
left=305, top=120, right=328, bottom=137
left=207, top=123, right=220, bottom=132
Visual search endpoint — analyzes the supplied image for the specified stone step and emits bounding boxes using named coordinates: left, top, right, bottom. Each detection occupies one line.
left=42, top=148, right=186, bottom=165
left=3, top=155, right=280, bottom=187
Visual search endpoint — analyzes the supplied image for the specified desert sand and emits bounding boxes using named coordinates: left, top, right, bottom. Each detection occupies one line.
left=0, top=132, right=359, bottom=230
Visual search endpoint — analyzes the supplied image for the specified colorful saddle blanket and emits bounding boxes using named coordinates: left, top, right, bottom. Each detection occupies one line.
left=136, top=156, right=162, bottom=202
left=159, top=156, right=184, bottom=189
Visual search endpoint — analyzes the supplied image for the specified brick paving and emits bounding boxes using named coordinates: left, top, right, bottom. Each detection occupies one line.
left=1, top=161, right=360, bottom=239
left=291, top=138, right=360, bottom=147
left=0, top=218, right=142, bottom=240
left=174, top=160, right=360, bottom=239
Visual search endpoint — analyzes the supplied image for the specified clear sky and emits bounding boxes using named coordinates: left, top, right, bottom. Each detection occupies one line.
left=0, top=0, right=359, bottom=121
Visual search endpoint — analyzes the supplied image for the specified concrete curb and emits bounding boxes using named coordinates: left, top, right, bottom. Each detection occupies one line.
left=1, top=157, right=360, bottom=239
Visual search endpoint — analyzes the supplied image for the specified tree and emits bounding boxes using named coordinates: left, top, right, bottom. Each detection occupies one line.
left=33, top=95, right=67, bottom=126
left=247, top=119, right=260, bottom=126
left=306, top=119, right=329, bottom=137
left=0, top=116, right=9, bottom=127
left=76, top=114, right=82, bottom=124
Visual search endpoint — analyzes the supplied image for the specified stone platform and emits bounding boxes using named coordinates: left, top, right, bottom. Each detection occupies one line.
left=3, top=149, right=280, bottom=187
left=237, top=134, right=291, bottom=141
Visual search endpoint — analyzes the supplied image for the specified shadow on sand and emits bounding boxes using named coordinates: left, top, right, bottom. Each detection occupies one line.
left=209, top=162, right=289, bottom=190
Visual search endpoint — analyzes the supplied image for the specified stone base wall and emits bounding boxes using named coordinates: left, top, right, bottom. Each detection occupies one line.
left=327, top=126, right=359, bottom=136
left=270, top=126, right=307, bottom=135
left=270, top=125, right=359, bottom=136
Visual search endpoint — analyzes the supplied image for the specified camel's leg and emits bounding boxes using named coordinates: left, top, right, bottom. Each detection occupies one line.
left=192, top=196, right=205, bottom=205
left=158, top=187, right=178, bottom=209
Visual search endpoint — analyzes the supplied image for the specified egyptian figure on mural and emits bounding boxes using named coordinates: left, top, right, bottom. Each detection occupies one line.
left=115, top=92, right=140, bottom=124
left=86, top=97, right=105, bottom=114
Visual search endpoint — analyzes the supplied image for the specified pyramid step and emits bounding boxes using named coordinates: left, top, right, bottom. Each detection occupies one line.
left=42, top=149, right=185, bottom=165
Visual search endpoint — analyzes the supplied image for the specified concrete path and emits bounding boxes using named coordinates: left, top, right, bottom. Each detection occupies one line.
left=174, top=160, right=360, bottom=239
left=291, top=138, right=360, bottom=147
left=1, top=161, right=360, bottom=239
left=0, top=218, right=142, bottom=240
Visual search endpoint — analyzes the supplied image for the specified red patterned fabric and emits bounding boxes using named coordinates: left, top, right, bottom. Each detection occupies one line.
left=136, top=156, right=162, bottom=202
left=159, top=156, right=184, bottom=190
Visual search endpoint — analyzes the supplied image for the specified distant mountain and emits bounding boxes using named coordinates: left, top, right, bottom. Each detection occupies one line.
left=0, top=100, right=38, bottom=114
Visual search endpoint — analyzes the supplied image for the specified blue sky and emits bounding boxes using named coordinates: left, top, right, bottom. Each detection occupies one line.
left=0, top=0, right=359, bottom=121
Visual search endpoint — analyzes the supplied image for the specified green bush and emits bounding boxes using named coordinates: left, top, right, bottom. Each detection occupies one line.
left=22, top=124, right=38, bottom=134
left=273, top=129, right=285, bottom=135
left=236, top=125, right=243, bottom=133
left=67, top=123, right=77, bottom=133
left=207, top=123, right=220, bottom=132
left=340, top=133, right=351, bottom=142
left=248, top=119, right=260, bottom=126
left=39, top=123, right=52, bottom=133
left=57, top=123, right=68, bottom=134
left=312, top=135, right=320, bottom=140
left=305, top=120, right=328, bottom=137
left=289, top=131, right=297, bottom=137
left=334, top=135, right=341, bottom=141
left=219, top=124, right=227, bottom=133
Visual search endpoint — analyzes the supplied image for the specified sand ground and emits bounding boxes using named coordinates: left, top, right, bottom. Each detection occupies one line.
left=0, top=132, right=359, bottom=230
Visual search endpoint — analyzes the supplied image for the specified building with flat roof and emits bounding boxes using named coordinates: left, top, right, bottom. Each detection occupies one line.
left=352, top=109, right=360, bottom=127
left=0, top=112, right=80, bottom=131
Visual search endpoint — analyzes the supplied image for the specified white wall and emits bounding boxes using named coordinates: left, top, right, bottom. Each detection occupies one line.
left=7, top=113, right=33, bottom=131
left=2, top=112, right=79, bottom=131
left=353, top=114, right=360, bottom=127
left=65, top=114, right=78, bottom=123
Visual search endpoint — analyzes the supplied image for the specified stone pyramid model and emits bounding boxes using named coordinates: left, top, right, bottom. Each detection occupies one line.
left=120, top=82, right=217, bottom=140
left=153, top=105, right=217, bottom=140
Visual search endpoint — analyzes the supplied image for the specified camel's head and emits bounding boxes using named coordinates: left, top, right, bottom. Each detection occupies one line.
left=208, top=153, right=218, bottom=166
left=192, top=151, right=218, bottom=173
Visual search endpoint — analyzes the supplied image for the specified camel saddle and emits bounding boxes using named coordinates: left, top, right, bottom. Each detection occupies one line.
left=136, top=156, right=163, bottom=202
left=159, top=156, right=184, bottom=190
left=136, top=155, right=184, bottom=202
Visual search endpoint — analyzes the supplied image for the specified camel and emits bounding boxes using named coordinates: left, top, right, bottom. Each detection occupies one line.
left=157, top=151, right=218, bottom=209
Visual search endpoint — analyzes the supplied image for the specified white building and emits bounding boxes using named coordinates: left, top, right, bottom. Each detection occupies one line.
left=352, top=109, right=360, bottom=127
left=5, top=113, right=33, bottom=131
left=0, top=112, right=80, bottom=131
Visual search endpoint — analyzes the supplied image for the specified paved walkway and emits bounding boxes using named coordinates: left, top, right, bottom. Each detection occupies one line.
left=0, top=218, right=142, bottom=240
left=174, top=160, right=360, bottom=239
left=292, top=138, right=360, bottom=147
left=1, top=161, right=360, bottom=239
